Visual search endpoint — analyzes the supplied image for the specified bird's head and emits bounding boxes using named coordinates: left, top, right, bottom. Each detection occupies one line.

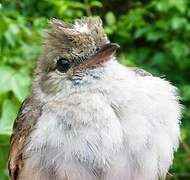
left=35, top=17, right=119, bottom=95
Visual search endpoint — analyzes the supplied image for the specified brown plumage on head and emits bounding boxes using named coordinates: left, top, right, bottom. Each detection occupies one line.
left=34, top=16, right=119, bottom=96
left=37, top=16, right=119, bottom=77
left=45, top=17, right=108, bottom=53
left=37, top=17, right=111, bottom=74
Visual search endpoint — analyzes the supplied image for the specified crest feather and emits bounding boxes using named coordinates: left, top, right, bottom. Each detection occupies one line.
left=49, top=16, right=103, bottom=35
left=45, top=16, right=108, bottom=47
left=74, top=16, right=103, bottom=32
left=49, top=18, right=74, bottom=29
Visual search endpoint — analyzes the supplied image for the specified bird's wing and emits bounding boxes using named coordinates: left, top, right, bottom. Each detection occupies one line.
left=8, top=97, right=42, bottom=180
left=130, top=67, right=152, bottom=77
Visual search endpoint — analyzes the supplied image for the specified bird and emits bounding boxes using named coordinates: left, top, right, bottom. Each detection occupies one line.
left=8, top=17, right=182, bottom=180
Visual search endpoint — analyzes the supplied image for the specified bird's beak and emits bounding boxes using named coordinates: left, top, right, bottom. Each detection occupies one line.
left=86, top=43, right=120, bottom=66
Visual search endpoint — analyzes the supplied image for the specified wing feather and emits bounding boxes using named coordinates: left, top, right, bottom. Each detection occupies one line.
left=131, top=67, right=152, bottom=77
left=8, top=97, right=42, bottom=180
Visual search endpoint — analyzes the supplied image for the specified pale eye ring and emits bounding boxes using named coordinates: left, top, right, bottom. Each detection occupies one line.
left=56, top=57, right=70, bottom=73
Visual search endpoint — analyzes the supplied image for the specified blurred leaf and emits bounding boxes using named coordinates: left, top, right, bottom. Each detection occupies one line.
left=105, top=12, right=116, bottom=26
left=0, top=66, right=15, bottom=94
left=4, top=31, right=15, bottom=47
left=166, top=40, right=189, bottom=59
left=11, top=72, right=31, bottom=101
left=90, top=1, right=102, bottom=8
left=134, top=27, right=150, bottom=39
left=0, top=134, right=10, bottom=145
left=181, top=85, right=190, bottom=101
left=0, top=99, right=18, bottom=133
left=0, top=67, right=31, bottom=101
left=146, top=30, right=166, bottom=41
left=0, top=15, right=8, bottom=32
left=181, top=128, right=189, bottom=140
left=169, top=0, right=188, bottom=13
left=170, top=16, right=187, bottom=30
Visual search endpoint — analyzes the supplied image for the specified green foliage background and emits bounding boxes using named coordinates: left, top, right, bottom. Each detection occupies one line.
left=0, top=0, right=190, bottom=179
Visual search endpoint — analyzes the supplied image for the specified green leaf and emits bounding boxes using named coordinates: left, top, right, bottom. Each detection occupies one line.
left=181, top=85, right=190, bottom=101
left=170, top=16, right=187, bottom=30
left=167, top=40, right=189, bottom=59
left=152, top=1, right=170, bottom=12
left=0, top=15, right=8, bottom=32
left=146, top=30, right=166, bottom=41
left=105, top=12, right=116, bottom=26
left=151, top=53, right=166, bottom=65
left=90, top=1, right=102, bottom=8
left=0, top=67, right=31, bottom=101
left=0, top=99, right=19, bottom=133
left=169, top=0, right=188, bottom=13
left=11, top=72, right=31, bottom=101
left=134, top=27, right=149, bottom=39
left=0, top=66, right=15, bottom=94
left=4, top=31, right=15, bottom=47
left=0, top=133, right=11, bottom=146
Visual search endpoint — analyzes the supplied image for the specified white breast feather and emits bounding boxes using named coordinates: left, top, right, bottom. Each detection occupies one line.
left=23, top=60, right=181, bottom=180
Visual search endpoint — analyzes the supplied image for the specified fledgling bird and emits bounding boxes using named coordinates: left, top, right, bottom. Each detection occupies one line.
left=8, top=17, right=182, bottom=180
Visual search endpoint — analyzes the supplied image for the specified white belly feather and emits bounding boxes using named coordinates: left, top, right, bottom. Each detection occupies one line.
left=21, top=66, right=181, bottom=180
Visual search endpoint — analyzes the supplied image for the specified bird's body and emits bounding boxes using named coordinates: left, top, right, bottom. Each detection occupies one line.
left=8, top=17, right=181, bottom=180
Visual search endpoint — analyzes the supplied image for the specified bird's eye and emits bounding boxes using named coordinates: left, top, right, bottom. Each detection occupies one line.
left=96, top=46, right=101, bottom=52
left=56, top=58, right=70, bottom=73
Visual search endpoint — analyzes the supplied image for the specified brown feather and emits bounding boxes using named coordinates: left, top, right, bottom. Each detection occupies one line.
left=131, top=68, right=152, bottom=77
left=8, top=97, right=42, bottom=180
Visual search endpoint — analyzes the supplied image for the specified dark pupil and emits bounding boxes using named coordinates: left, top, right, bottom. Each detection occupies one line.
left=96, top=46, right=101, bottom=52
left=56, top=58, right=70, bottom=73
